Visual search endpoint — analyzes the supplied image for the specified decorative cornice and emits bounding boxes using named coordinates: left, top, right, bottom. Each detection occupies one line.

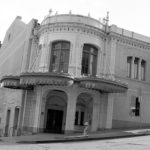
left=109, top=32, right=150, bottom=50
left=38, top=22, right=106, bottom=40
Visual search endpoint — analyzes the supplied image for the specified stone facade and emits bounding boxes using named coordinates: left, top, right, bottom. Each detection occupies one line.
left=0, top=13, right=149, bottom=137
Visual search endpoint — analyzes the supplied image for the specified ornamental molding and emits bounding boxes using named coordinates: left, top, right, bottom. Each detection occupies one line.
left=75, top=76, right=128, bottom=93
left=109, top=32, right=150, bottom=50
left=20, top=72, right=74, bottom=86
left=38, top=22, right=106, bottom=40
left=0, top=73, right=128, bottom=93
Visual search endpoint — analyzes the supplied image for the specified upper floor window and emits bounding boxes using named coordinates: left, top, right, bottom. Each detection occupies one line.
left=127, top=57, right=132, bottom=78
left=134, top=58, right=139, bottom=79
left=81, top=44, right=98, bottom=76
left=127, top=56, right=146, bottom=81
left=141, top=60, right=146, bottom=81
left=50, top=41, right=70, bottom=73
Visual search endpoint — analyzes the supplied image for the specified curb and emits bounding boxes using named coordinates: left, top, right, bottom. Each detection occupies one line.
left=16, top=133, right=149, bottom=144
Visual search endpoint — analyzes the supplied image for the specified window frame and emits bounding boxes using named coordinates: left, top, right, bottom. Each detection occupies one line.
left=81, top=44, right=98, bottom=76
left=127, top=56, right=132, bottom=78
left=50, top=41, right=70, bottom=73
left=141, top=60, right=146, bottom=81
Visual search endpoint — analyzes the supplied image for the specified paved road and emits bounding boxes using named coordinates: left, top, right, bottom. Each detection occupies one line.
left=1, top=135, right=150, bottom=150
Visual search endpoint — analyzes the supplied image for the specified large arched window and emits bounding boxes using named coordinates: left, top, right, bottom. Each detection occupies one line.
left=50, top=41, right=70, bottom=73
left=81, top=44, right=98, bottom=76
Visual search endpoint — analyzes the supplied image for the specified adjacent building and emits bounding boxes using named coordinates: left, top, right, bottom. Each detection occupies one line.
left=0, top=12, right=150, bottom=136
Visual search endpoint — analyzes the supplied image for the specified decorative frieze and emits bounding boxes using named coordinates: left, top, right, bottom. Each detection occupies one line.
left=109, top=32, right=150, bottom=51
left=38, top=23, right=106, bottom=40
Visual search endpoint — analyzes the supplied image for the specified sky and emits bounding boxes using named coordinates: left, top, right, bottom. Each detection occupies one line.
left=0, top=0, right=150, bottom=42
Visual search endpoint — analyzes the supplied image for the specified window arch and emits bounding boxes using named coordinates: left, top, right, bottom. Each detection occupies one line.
left=81, top=44, right=98, bottom=76
left=50, top=41, right=70, bottom=73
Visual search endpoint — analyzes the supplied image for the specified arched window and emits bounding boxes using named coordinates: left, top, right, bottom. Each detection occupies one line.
left=81, top=44, right=98, bottom=76
left=50, top=41, right=70, bottom=73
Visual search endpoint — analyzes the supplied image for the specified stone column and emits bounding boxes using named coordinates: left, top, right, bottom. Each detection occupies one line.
left=138, top=58, right=142, bottom=80
left=33, top=86, right=43, bottom=133
left=97, top=50, right=102, bottom=76
left=131, top=57, right=135, bottom=78
left=65, top=87, right=78, bottom=133
left=98, top=93, right=107, bottom=129
left=106, top=93, right=114, bottom=129
left=91, top=92, right=101, bottom=131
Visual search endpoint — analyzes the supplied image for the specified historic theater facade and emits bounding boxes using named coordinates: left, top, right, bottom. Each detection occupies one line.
left=2, top=12, right=150, bottom=136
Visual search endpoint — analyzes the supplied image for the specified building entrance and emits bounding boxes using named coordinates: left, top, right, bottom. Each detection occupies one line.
left=46, top=109, right=63, bottom=133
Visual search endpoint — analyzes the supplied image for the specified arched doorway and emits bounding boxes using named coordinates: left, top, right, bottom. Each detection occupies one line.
left=44, top=90, right=67, bottom=133
left=75, top=93, right=93, bottom=132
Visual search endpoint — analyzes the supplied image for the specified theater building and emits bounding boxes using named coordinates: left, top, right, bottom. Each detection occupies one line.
left=0, top=12, right=150, bottom=136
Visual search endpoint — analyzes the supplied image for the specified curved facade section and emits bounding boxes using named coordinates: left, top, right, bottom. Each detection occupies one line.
left=31, top=14, right=106, bottom=78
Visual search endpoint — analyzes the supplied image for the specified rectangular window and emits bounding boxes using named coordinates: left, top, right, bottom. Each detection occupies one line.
left=134, top=58, right=139, bottom=79
left=127, top=57, right=132, bottom=77
left=5, top=109, right=11, bottom=136
left=130, top=96, right=140, bottom=116
left=135, top=97, right=140, bottom=116
left=50, top=41, right=70, bottom=73
left=81, top=44, right=98, bottom=76
left=82, top=52, right=89, bottom=75
left=14, top=108, right=20, bottom=129
left=141, top=60, right=146, bottom=81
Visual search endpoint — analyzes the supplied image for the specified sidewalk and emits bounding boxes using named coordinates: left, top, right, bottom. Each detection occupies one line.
left=0, top=128, right=150, bottom=144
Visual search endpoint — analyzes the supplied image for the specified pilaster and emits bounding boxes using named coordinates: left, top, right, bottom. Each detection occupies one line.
left=109, top=38, right=117, bottom=75
left=33, top=86, right=43, bottom=133
left=65, top=87, right=78, bottom=133
left=39, top=34, right=49, bottom=72
left=106, top=93, right=114, bottom=129
left=91, top=93, right=101, bottom=131
left=39, top=44, right=49, bottom=72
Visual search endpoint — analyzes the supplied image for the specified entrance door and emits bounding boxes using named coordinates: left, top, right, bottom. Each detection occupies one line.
left=46, top=109, right=63, bottom=133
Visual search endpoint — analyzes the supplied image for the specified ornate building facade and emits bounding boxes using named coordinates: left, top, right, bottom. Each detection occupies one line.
left=0, top=13, right=150, bottom=136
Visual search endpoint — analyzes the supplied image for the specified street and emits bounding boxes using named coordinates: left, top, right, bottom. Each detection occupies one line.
left=0, top=135, right=150, bottom=150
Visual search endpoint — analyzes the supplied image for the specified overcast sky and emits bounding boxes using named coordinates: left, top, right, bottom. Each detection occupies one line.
left=0, top=0, right=150, bottom=42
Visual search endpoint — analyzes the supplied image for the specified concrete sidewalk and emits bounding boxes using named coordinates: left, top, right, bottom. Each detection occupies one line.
left=0, top=128, right=150, bottom=144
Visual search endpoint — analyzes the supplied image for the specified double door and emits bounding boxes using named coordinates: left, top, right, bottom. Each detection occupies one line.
left=46, top=109, right=63, bottom=133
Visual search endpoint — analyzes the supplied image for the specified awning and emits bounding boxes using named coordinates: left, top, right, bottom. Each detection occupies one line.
left=20, top=72, right=74, bottom=86
left=0, top=73, right=128, bottom=93
left=76, top=76, right=128, bottom=93
left=0, top=75, right=33, bottom=90
left=1, top=76, right=21, bottom=89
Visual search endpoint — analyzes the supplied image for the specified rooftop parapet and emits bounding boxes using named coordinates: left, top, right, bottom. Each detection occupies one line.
left=110, top=25, right=150, bottom=44
left=41, top=14, right=105, bottom=30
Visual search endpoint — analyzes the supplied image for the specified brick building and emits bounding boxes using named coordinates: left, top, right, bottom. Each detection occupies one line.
left=0, top=13, right=149, bottom=136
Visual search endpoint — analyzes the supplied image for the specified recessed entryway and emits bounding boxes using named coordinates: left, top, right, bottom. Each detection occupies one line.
left=44, top=90, right=67, bottom=133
